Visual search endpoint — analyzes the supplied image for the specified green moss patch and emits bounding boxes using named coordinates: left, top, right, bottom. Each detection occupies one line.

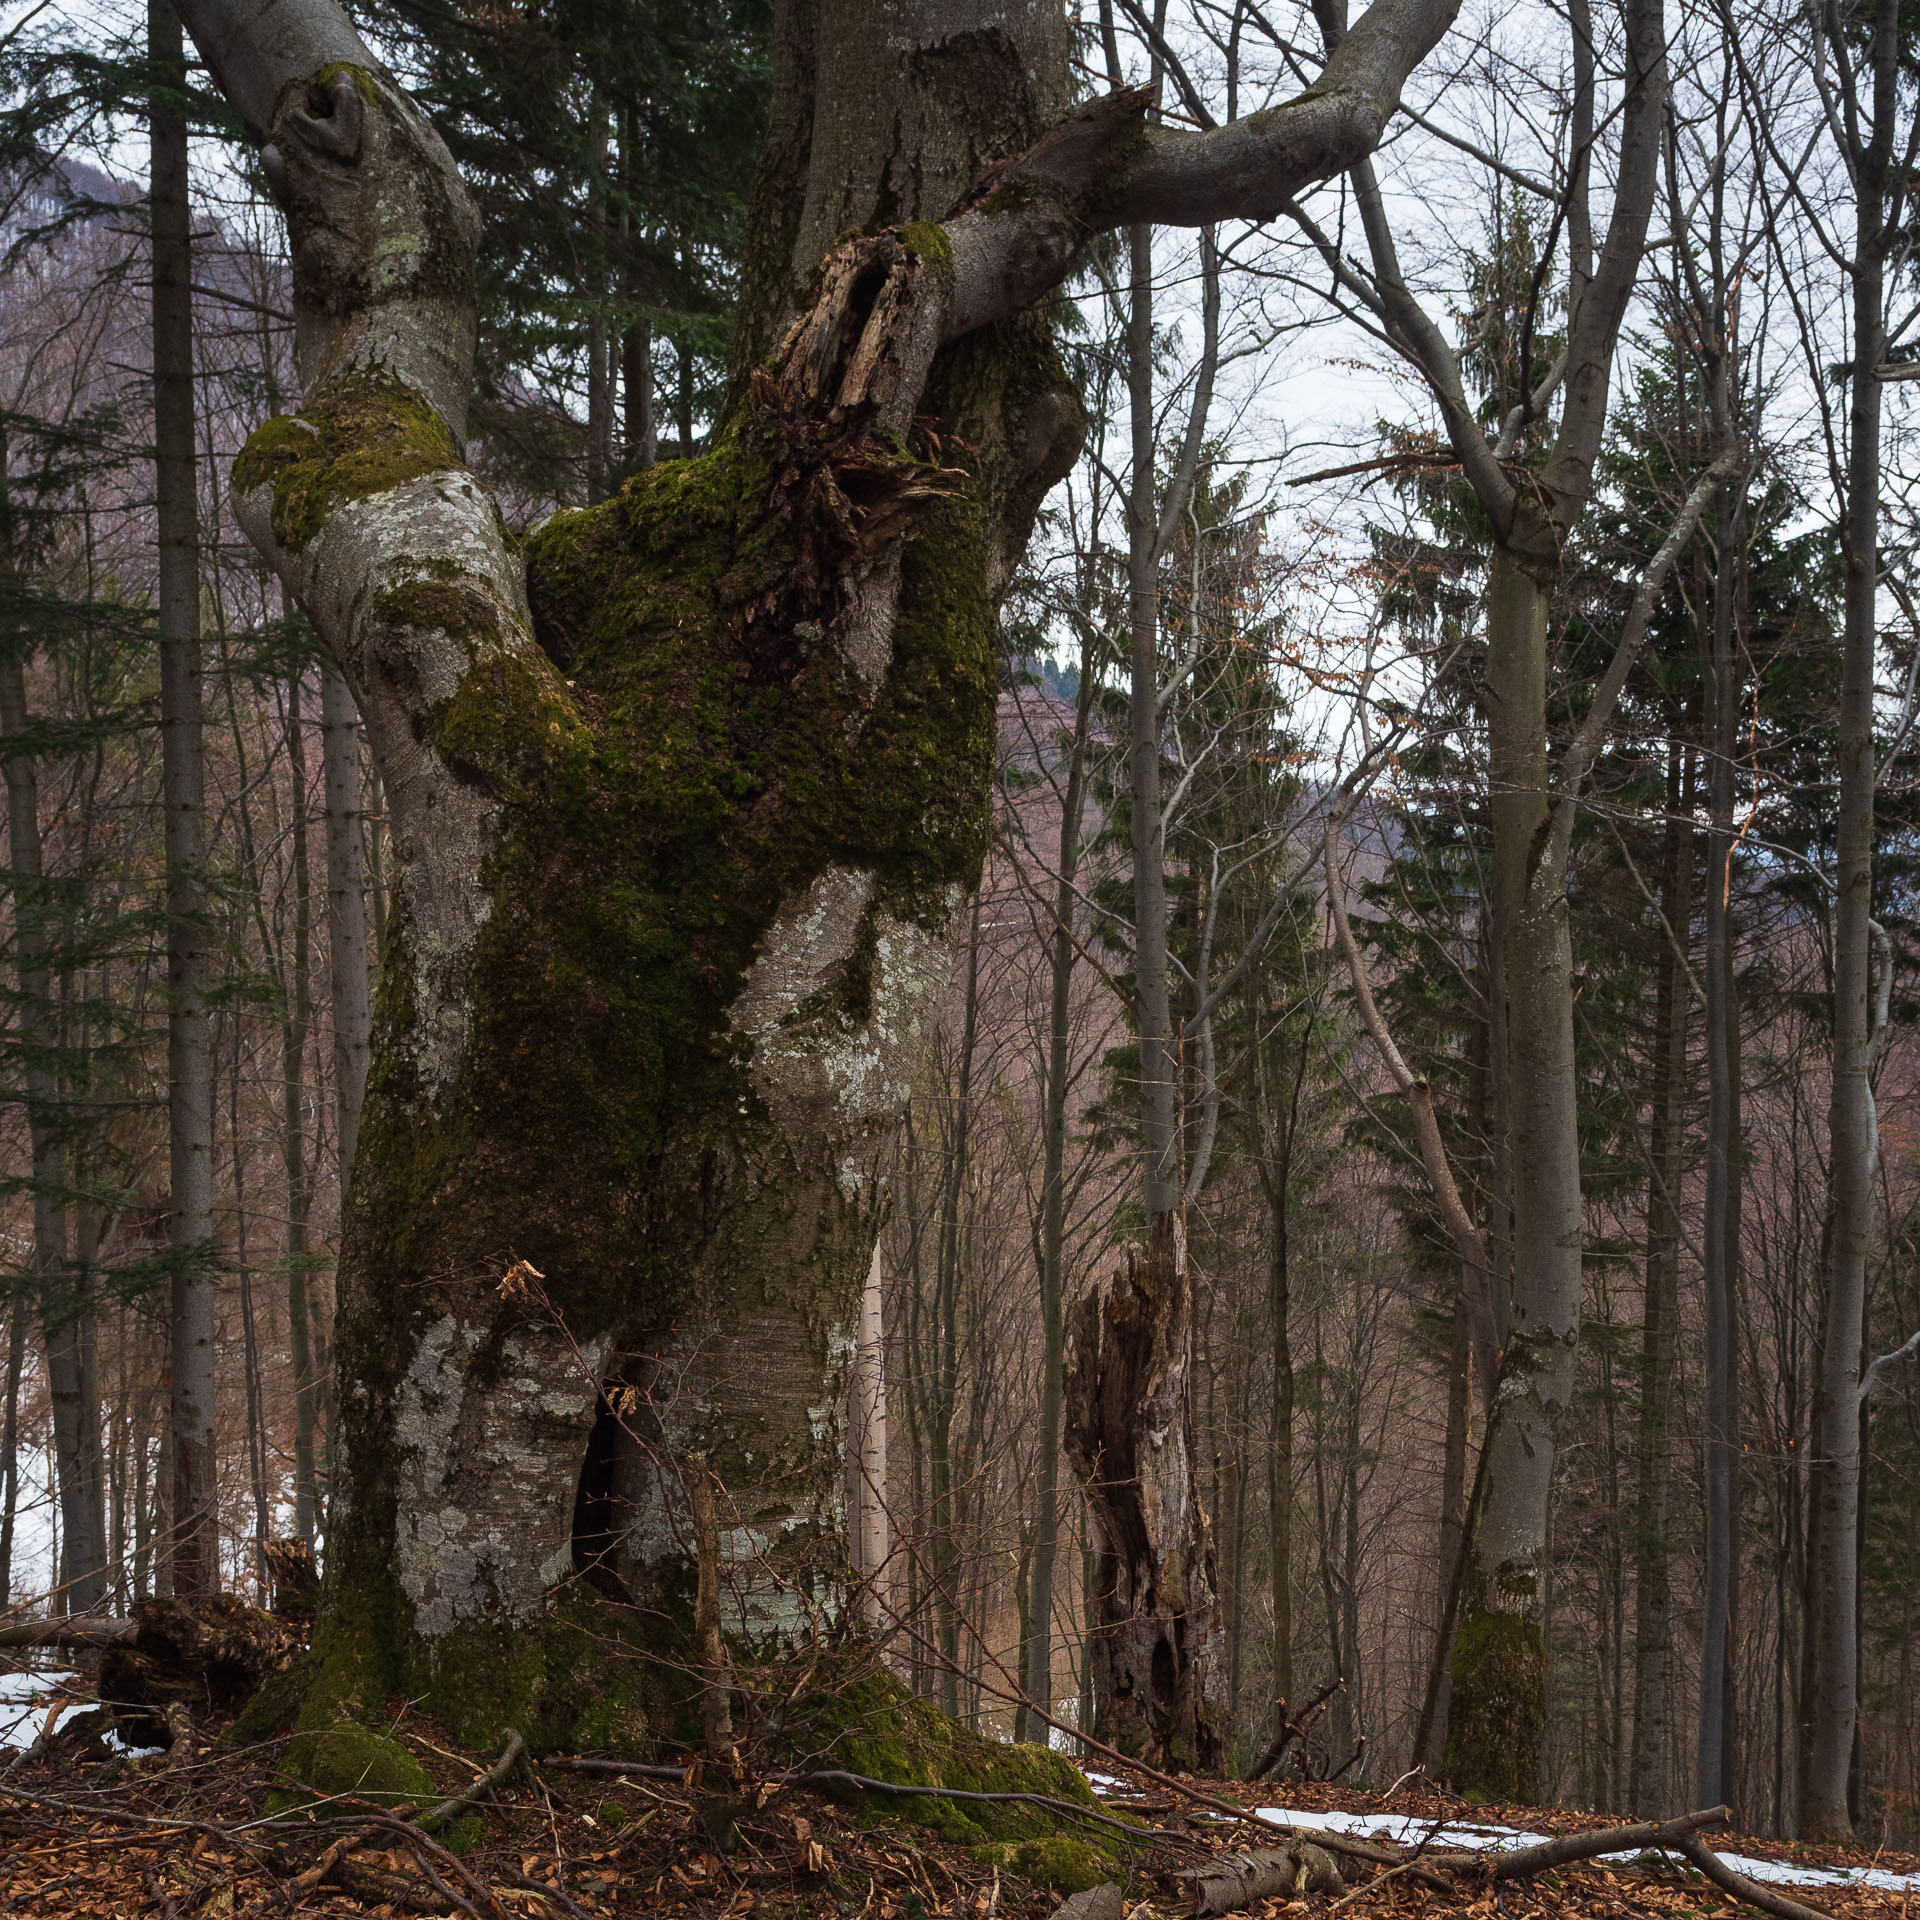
left=789, top=1664, right=1131, bottom=1868
left=233, top=371, right=460, bottom=553
left=1442, top=1604, right=1544, bottom=1802
left=278, top=1721, right=436, bottom=1810
left=273, top=1722, right=488, bottom=1851
left=971, top=1836, right=1114, bottom=1893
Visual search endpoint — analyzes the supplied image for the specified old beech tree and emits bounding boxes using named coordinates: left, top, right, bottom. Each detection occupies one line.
left=175, top=0, right=1455, bottom=1754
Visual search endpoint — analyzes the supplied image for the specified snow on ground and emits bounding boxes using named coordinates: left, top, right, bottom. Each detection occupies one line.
left=0, top=1667, right=80, bottom=1750
left=1254, top=1805, right=1920, bottom=1895
left=0, top=1666, right=162, bottom=1756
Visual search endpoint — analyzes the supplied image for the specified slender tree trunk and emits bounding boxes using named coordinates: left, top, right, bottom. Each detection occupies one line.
left=618, top=110, right=655, bottom=469
left=1021, top=637, right=1095, bottom=1739
left=1699, top=471, right=1742, bottom=1812
left=68, top=1175, right=107, bottom=1608
left=1804, top=2, right=1893, bottom=1835
left=231, top=1015, right=272, bottom=1586
left=1256, top=1011, right=1309, bottom=1738
left=0, top=1285, right=22, bottom=1608
left=930, top=899, right=980, bottom=1719
left=1631, top=741, right=1692, bottom=1817
left=2, top=656, right=107, bottom=1612
left=585, top=102, right=613, bottom=503
left=152, top=0, right=217, bottom=1597
left=846, top=1243, right=888, bottom=1624
left=279, top=678, right=321, bottom=1540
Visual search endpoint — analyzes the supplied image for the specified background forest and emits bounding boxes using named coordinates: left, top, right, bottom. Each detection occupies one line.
left=2, top=0, right=1918, bottom=1856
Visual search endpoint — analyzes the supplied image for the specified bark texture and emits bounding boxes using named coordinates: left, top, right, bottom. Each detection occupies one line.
left=152, top=0, right=218, bottom=1599
left=1802, top=0, right=1899, bottom=1842
left=1066, top=1223, right=1229, bottom=1773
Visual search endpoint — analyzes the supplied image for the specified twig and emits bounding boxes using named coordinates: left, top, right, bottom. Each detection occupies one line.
left=499, top=1865, right=594, bottom=1919
left=399, top=1832, right=486, bottom=1917
left=419, top=1728, right=525, bottom=1834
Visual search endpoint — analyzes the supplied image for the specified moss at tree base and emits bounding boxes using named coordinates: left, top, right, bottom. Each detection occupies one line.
left=971, top=1836, right=1115, bottom=1893
left=270, top=1722, right=483, bottom=1851
left=791, top=1662, right=1134, bottom=1874
left=279, top=1722, right=436, bottom=1809
left=1442, top=1605, right=1544, bottom=1803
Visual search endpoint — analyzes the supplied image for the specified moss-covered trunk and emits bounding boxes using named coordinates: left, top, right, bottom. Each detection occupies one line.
left=179, top=0, right=1459, bottom=1759
left=196, top=0, right=1078, bottom=1750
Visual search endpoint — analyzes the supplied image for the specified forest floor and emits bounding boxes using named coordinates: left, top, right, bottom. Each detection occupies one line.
left=1, top=1694, right=1917, bottom=1920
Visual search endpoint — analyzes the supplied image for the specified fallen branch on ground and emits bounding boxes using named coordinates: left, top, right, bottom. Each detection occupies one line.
left=1675, top=1831, right=1840, bottom=1920
left=1427, top=1806, right=1730, bottom=1877
left=287, top=1730, right=525, bottom=1913
left=419, top=1727, right=525, bottom=1835
left=541, top=1754, right=1188, bottom=1848
left=1177, top=1840, right=1347, bottom=1915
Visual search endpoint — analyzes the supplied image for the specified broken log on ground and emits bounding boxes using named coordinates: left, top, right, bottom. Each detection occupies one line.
left=1177, top=1842, right=1347, bottom=1915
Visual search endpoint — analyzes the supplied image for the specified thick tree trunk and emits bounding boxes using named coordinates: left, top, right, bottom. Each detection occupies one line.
left=151, top=0, right=218, bottom=1599
left=1630, top=742, right=1691, bottom=1819
left=185, top=0, right=1081, bottom=1744
left=178, top=0, right=1455, bottom=1746
left=1444, top=547, right=1577, bottom=1803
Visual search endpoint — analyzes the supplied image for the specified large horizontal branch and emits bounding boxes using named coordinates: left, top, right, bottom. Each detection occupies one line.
left=942, top=0, right=1462, bottom=336
left=0, top=1615, right=138, bottom=1649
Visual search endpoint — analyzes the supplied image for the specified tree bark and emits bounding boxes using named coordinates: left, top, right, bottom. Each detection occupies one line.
left=280, top=676, right=321, bottom=1540
left=1630, top=741, right=1692, bottom=1818
left=322, top=666, right=371, bottom=1190
left=845, top=1243, right=888, bottom=1625
left=151, top=0, right=218, bottom=1599
left=1443, top=552, right=1572, bottom=1804
left=176, top=0, right=1457, bottom=1743
left=0, top=1283, right=23, bottom=1608
left=1802, top=0, right=1897, bottom=1844
left=1022, top=631, right=1096, bottom=1739
left=1699, top=471, right=1740, bottom=1814
left=1, top=655, right=107, bottom=1612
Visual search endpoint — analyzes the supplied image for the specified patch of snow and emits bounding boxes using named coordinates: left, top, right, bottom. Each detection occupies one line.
left=0, top=1668, right=79, bottom=1750
left=1083, top=1770, right=1127, bottom=1796
left=1254, top=1807, right=1920, bottom=1894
